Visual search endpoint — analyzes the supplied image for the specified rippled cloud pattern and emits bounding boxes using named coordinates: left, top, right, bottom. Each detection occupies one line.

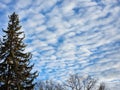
left=0, top=0, right=120, bottom=86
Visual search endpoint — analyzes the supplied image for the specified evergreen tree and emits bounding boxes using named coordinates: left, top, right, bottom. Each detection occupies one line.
left=0, top=12, right=37, bottom=90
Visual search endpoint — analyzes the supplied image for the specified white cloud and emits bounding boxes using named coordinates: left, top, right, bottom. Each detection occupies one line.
left=16, top=0, right=32, bottom=9
left=1, top=0, right=11, bottom=4
left=62, top=2, right=75, bottom=14
left=0, top=2, right=7, bottom=9
left=22, top=0, right=120, bottom=82
left=0, top=0, right=120, bottom=86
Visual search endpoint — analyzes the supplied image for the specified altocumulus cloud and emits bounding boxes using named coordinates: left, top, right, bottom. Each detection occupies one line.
left=0, top=0, right=120, bottom=87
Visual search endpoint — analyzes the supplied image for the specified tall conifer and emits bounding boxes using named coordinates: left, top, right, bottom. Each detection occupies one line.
left=0, top=12, right=37, bottom=90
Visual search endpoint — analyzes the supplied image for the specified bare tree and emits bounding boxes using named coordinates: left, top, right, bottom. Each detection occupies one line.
left=65, top=74, right=83, bottom=90
left=65, top=74, right=97, bottom=90
left=35, top=80, right=66, bottom=90
left=83, top=76, right=97, bottom=90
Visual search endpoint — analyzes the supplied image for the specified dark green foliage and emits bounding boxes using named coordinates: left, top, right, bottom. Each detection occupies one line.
left=0, top=12, right=37, bottom=90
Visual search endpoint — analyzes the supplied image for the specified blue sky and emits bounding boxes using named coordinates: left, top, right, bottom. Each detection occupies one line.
left=0, top=0, right=120, bottom=87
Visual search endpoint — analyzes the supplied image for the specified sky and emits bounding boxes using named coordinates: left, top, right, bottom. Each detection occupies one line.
left=0, top=0, right=120, bottom=88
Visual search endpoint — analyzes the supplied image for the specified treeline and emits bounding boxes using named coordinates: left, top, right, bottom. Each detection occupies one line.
left=35, top=74, right=109, bottom=90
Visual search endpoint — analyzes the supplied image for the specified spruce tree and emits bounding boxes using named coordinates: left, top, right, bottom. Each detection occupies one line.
left=0, top=12, right=37, bottom=90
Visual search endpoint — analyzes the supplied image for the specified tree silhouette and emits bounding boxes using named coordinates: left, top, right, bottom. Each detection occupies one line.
left=36, top=80, right=66, bottom=90
left=36, top=74, right=110, bottom=90
left=65, top=74, right=97, bottom=90
left=0, top=12, right=37, bottom=90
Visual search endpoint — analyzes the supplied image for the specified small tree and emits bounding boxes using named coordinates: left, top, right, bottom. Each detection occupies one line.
left=65, top=74, right=83, bottom=90
left=0, top=12, right=37, bottom=90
